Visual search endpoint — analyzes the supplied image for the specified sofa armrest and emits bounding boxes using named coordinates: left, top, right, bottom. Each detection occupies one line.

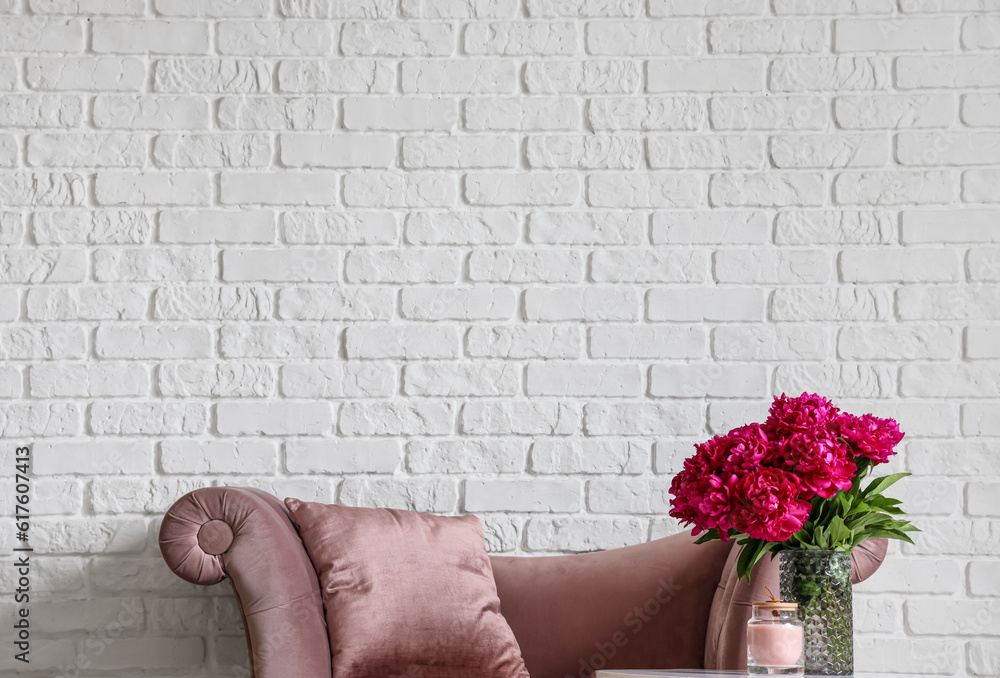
left=704, top=538, right=889, bottom=671
left=158, top=486, right=331, bottom=678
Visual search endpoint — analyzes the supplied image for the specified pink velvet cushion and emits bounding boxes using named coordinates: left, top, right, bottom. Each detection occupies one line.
left=284, top=498, right=530, bottom=678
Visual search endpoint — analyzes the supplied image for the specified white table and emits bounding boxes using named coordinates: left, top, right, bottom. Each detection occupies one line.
left=596, top=672, right=744, bottom=677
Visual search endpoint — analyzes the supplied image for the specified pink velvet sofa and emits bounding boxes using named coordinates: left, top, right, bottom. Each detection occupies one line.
left=159, top=486, right=888, bottom=678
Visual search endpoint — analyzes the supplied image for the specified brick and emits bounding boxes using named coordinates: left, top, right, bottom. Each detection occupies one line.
left=856, top=558, right=959, bottom=595
left=835, top=171, right=954, bottom=205
left=583, top=402, right=703, bottom=436
left=968, top=482, right=1000, bottom=517
left=346, top=325, right=460, bottom=359
left=345, top=97, right=457, bottom=131
left=529, top=212, right=645, bottom=245
left=403, top=0, right=518, bottom=18
left=836, top=18, right=955, bottom=52
left=651, top=0, right=765, bottom=15
left=341, top=478, right=458, bottom=513
left=900, top=56, right=1000, bottom=90
left=343, top=21, right=453, bottom=55
left=590, top=326, right=705, bottom=359
left=468, top=21, right=576, bottom=55
left=0, top=366, right=20, bottom=398
left=526, top=60, right=642, bottom=93
left=345, top=249, right=458, bottom=283
left=218, top=95, right=337, bottom=130
left=1, top=326, right=86, bottom=358
left=526, top=287, right=638, bottom=321
left=90, top=477, right=211, bottom=513
left=590, top=96, right=703, bottom=130
left=154, top=285, right=271, bottom=320
left=286, top=440, right=401, bottom=473
left=466, top=479, right=581, bottom=512
left=221, top=171, right=338, bottom=205
left=907, top=599, right=1000, bottom=636
left=773, top=0, right=891, bottom=11
left=531, top=439, right=648, bottom=474
left=835, top=94, right=953, bottom=130
left=34, top=518, right=148, bottom=555
left=31, top=363, right=149, bottom=397
left=909, top=441, right=998, bottom=476
left=409, top=439, right=524, bottom=474
left=839, top=326, right=957, bottom=360
left=962, top=93, right=1000, bottom=127
left=96, top=325, right=211, bottom=359
left=220, top=324, right=340, bottom=358
left=284, top=211, right=397, bottom=244
left=154, top=133, right=270, bottom=167
left=405, top=135, right=517, bottom=169
left=159, top=362, right=275, bottom=397
left=471, top=248, right=581, bottom=282
left=466, top=325, right=581, bottom=359
left=771, top=133, right=888, bottom=168
left=969, top=248, right=1000, bottom=282
left=402, top=60, right=516, bottom=93
left=402, top=287, right=516, bottom=320
left=898, top=132, right=1000, bottom=167
left=340, top=401, right=454, bottom=435
left=648, top=287, right=764, bottom=321
left=856, top=638, right=960, bottom=675
left=94, top=95, right=209, bottom=129
left=27, top=286, right=141, bottom=320
left=34, top=210, right=153, bottom=244
left=0, top=135, right=16, bottom=167
left=588, top=478, right=672, bottom=513
left=775, top=364, right=894, bottom=399
left=277, top=287, right=393, bottom=320
left=281, top=362, right=394, bottom=397
left=963, top=403, right=1000, bottom=436
left=89, top=401, right=206, bottom=435
left=466, top=97, right=581, bottom=130
left=592, top=249, right=707, bottom=282
left=588, top=21, right=701, bottom=55
left=970, top=641, right=1000, bottom=676
left=84, top=637, right=205, bottom=670
left=965, top=169, right=1000, bottom=203
left=216, top=401, right=330, bottom=435
left=527, top=363, right=641, bottom=396
left=94, top=247, right=212, bottom=281
left=711, top=95, right=827, bottom=130
left=345, top=172, right=456, bottom=207
left=280, top=133, right=394, bottom=168
left=710, top=19, right=825, bottom=53
left=526, top=517, right=646, bottom=552
left=771, top=57, right=889, bottom=91
left=461, top=400, right=580, bottom=435
left=714, top=325, right=831, bottom=361
left=902, top=364, right=1000, bottom=398
left=649, top=57, right=764, bottom=92
left=898, top=285, right=1000, bottom=320
left=588, top=174, right=702, bottom=207
left=969, top=327, right=1000, bottom=359
left=281, top=0, right=393, bottom=18
left=710, top=172, right=824, bottom=206
left=467, top=172, right=579, bottom=206
left=0, top=172, right=86, bottom=206
left=714, top=249, right=831, bottom=283
left=156, top=58, right=271, bottom=93
left=405, top=362, right=521, bottom=396
left=407, top=211, right=517, bottom=245
left=1, top=18, right=84, bottom=52
left=970, top=561, right=1000, bottom=596
left=218, top=21, right=333, bottom=55
left=841, top=249, right=961, bottom=283
left=160, top=209, right=275, bottom=243
left=648, top=134, right=764, bottom=169
left=161, top=439, right=276, bottom=474
left=0, top=94, right=83, bottom=128
left=158, top=0, right=269, bottom=15
left=651, top=364, right=767, bottom=398
left=0, top=59, right=13, bottom=91
left=93, top=20, right=209, bottom=53
left=0, top=289, right=18, bottom=321
left=96, top=172, right=211, bottom=206
left=892, top=478, right=961, bottom=516
left=1, top=403, right=81, bottom=437
left=32, top=440, right=153, bottom=475
left=776, top=211, right=894, bottom=245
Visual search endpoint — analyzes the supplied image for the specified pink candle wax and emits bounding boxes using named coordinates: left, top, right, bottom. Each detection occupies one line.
left=747, top=622, right=803, bottom=667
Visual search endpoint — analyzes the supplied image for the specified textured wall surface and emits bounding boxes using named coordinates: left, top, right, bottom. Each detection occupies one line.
left=0, top=0, right=999, bottom=676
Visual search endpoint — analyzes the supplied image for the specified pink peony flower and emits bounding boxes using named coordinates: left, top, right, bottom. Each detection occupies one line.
left=772, top=432, right=856, bottom=499
left=766, top=392, right=839, bottom=438
left=717, top=423, right=772, bottom=475
left=837, top=412, right=904, bottom=464
left=669, top=469, right=737, bottom=541
left=731, top=468, right=812, bottom=543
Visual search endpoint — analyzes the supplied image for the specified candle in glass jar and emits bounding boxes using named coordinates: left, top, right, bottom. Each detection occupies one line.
left=747, top=592, right=804, bottom=675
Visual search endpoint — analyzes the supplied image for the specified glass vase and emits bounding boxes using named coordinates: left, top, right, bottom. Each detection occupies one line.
left=778, top=550, right=853, bottom=676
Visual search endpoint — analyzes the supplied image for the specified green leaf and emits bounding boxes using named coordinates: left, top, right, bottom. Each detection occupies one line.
left=827, top=515, right=852, bottom=547
left=693, top=528, right=721, bottom=545
left=863, top=473, right=911, bottom=499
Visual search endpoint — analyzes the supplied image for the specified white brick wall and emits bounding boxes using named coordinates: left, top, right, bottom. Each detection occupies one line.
left=0, top=1, right=997, bottom=676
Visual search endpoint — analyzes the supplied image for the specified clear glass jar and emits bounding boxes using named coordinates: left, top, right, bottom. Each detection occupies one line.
left=747, top=600, right=805, bottom=675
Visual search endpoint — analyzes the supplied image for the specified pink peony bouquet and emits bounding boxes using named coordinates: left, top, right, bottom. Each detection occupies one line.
left=669, top=392, right=918, bottom=582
